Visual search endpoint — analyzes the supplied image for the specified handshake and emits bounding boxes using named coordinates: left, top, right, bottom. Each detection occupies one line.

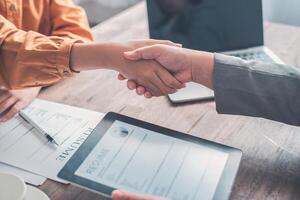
left=0, top=40, right=214, bottom=124
left=114, top=40, right=215, bottom=98
left=0, top=39, right=214, bottom=123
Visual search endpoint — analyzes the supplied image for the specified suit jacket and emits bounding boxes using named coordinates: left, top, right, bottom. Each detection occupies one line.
left=214, top=54, right=300, bottom=126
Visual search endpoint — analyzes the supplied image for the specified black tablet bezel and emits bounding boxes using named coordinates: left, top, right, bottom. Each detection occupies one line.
left=58, top=112, right=242, bottom=200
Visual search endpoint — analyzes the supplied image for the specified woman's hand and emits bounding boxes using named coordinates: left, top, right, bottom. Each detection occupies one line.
left=0, top=87, right=41, bottom=122
left=71, top=39, right=185, bottom=97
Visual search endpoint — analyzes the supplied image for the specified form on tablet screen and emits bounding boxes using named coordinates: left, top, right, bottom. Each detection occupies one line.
left=75, top=120, right=228, bottom=200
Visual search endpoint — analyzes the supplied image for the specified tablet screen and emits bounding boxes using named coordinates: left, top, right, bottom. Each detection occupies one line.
left=75, top=120, right=229, bottom=200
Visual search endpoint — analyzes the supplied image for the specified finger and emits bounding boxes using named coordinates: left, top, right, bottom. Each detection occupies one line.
left=0, top=100, right=24, bottom=123
left=0, top=96, right=18, bottom=114
left=132, top=85, right=151, bottom=97
left=136, top=86, right=146, bottom=95
left=124, top=45, right=162, bottom=61
left=151, top=74, right=176, bottom=95
left=112, top=190, right=166, bottom=200
left=112, top=190, right=123, bottom=200
left=118, top=74, right=127, bottom=81
left=144, top=91, right=153, bottom=98
left=127, top=80, right=137, bottom=90
left=145, top=81, right=162, bottom=97
left=156, top=69, right=185, bottom=90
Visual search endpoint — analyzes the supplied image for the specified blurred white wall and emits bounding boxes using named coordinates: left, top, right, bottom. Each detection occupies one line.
left=263, top=0, right=300, bottom=26
left=74, top=0, right=141, bottom=26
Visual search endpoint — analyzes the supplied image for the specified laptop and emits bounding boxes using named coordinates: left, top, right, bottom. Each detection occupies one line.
left=146, top=0, right=284, bottom=103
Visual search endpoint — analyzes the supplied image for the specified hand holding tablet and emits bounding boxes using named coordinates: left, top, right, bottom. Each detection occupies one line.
left=112, top=190, right=167, bottom=200
left=58, top=112, right=242, bottom=200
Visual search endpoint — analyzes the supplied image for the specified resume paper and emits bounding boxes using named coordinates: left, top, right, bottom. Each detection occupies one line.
left=0, top=99, right=104, bottom=182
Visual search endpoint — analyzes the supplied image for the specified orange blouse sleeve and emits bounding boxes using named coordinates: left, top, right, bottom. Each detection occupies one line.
left=50, top=0, right=93, bottom=42
left=0, top=1, right=93, bottom=89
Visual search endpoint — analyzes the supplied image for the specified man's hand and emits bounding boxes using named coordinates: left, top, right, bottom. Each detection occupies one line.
left=0, top=87, right=41, bottom=122
left=116, top=40, right=185, bottom=97
left=120, top=45, right=192, bottom=98
left=119, top=45, right=214, bottom=98
left=112, top=190, right=167, bottom=200
left=125, top=45, right=193, bottom=83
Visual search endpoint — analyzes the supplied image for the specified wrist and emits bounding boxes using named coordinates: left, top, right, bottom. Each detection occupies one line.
left=70, top=42, right=128, bottom=72
left=100, top=42, right=135, bottom=72
left=191, top=52, right=214, bottom=89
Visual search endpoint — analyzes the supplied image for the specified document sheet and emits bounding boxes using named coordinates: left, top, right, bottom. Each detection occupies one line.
left=0, top=99, right=104, bottom=183
left=75, top=120, right=229, bottom=200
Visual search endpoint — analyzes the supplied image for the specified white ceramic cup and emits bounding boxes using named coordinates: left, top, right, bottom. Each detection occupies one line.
left=0, top=172, right=27, bottom=200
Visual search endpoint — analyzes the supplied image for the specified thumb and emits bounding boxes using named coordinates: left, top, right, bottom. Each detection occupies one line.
left=111, top=190, right=123, bottom=200
left=124, top=46, right=162, bottom=61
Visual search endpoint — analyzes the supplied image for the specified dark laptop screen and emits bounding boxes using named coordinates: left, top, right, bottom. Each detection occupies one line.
left=147, top=0, right=263, bottom=52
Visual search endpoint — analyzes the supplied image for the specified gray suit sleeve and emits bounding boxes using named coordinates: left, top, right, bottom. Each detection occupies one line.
left=213, top=53, right=300, bottom=126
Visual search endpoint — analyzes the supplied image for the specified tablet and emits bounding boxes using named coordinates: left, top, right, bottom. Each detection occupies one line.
left=58, top=112, right=242, bottom=200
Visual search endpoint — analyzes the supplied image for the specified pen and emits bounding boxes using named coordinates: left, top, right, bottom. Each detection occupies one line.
left=19, top=111, right=60, bottom=146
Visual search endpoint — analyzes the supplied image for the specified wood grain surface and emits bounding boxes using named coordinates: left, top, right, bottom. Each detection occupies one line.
left=38, top=1, right=300, bottom=200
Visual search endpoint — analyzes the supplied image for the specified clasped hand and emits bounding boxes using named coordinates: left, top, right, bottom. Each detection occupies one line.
left=114, top=41, right=187, bottom=97
left=119, top=45, right=190, bottom=98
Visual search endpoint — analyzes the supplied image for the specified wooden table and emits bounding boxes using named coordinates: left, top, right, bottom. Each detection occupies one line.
left=39, top=1, right=300, bottom=200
